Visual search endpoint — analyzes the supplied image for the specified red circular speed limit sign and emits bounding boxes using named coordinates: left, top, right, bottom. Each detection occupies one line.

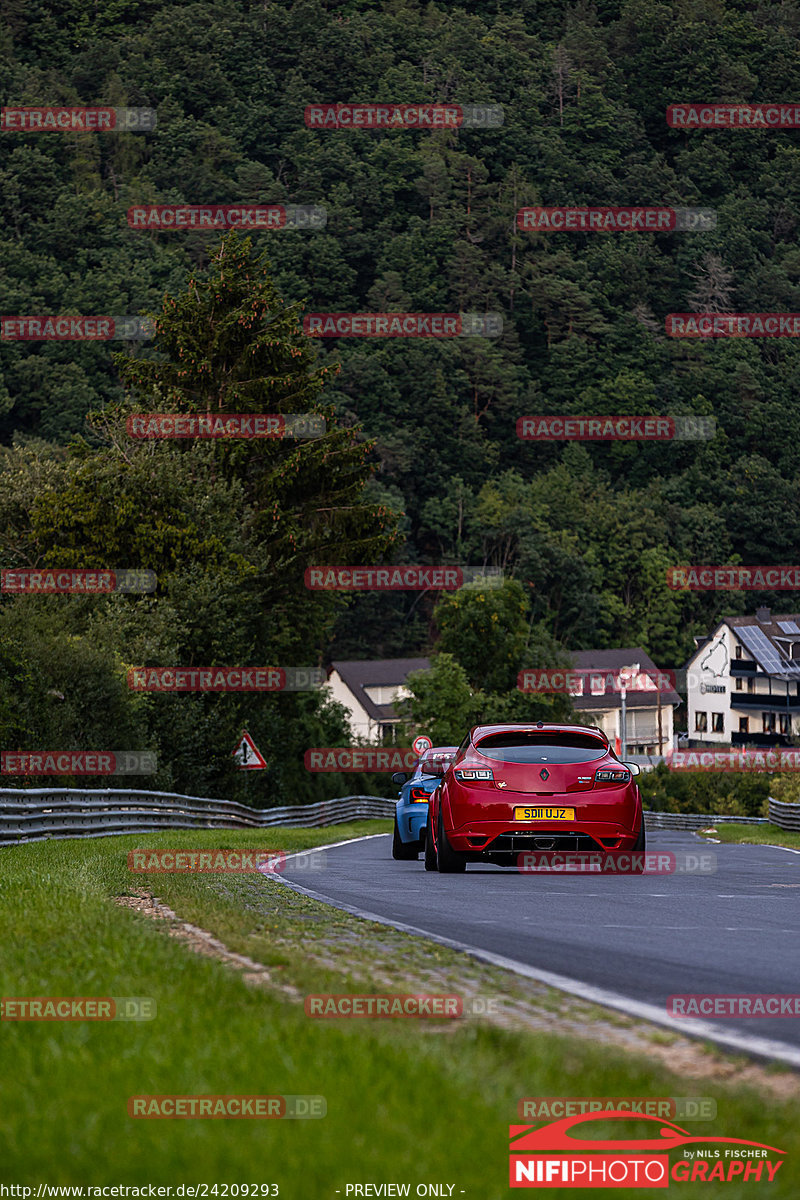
left=412, top=735, right=433, bottom=754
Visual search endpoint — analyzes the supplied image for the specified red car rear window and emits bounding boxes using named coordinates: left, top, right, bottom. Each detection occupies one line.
left=474, top=730, right=608, bottom=764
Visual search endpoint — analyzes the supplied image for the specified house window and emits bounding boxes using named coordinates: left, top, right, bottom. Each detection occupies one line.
left=735, top=645, right=742, bottom=659
left=763, top=712, right=776, bottom=734
left=739, top=717, right=749, bottom=734
left=711, top=713, right=724, bottom=732
left=365, top=685, right=402, bottom=706
left=780, top=714, right=791, bottom=735
left=747, top=677, right=755, bottom=693
left=695, top=711, right=708, bottom=732
left=735, top=677, right=743, bottom=691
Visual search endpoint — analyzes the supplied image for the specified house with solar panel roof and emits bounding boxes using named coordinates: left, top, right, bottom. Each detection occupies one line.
left=685, top=607, right=800, bottom=747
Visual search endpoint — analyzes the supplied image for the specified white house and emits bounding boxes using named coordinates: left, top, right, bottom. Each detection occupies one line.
left=570, top=648, right=680, bottom=756
left=685, top=608, right=800, bottom=747
left=327, top=658, right=430, bottom=744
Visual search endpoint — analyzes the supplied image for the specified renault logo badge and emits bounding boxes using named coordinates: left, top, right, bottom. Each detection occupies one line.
left=540, top=768, right=550, bottom=781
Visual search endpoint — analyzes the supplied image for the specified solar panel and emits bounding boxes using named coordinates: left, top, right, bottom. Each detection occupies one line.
left=778, top=620, right=800, bottom=634
left=737, top=625, right=785, bottom=671
left=737, top=625, right=800, bottom=677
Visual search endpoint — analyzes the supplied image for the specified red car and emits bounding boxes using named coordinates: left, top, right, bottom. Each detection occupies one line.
left=424, top=722, right=644, bottom=873
left=509, top=1112, right=783, bottom=1154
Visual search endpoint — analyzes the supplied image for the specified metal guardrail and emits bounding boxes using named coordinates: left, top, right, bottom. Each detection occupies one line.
left=645, top=801, right=800, bottom=831
left=643, top=810, right=767, bottom=831
left=0, top=789, right=394, bottom=846
left=1, top=789, right=796, bottom=846
left=768, top=797, right=800, bottom=831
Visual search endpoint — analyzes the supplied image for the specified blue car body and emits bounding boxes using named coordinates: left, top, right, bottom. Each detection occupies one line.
left=396, top=770, right=441, bottom=847
left=393, top=747, right=457, bottom=854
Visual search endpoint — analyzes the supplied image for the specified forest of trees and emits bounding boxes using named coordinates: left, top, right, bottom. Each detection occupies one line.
left=2, top=0, right=800, bottom=799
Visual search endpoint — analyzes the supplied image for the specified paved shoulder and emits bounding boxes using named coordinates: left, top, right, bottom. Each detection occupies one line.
left=277, top=831, right=800, bottom=1064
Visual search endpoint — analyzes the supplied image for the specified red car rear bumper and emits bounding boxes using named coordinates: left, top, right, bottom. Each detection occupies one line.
left=445, top=822, right=641, bottom=852
left=440, top=787, right=642, bottom=853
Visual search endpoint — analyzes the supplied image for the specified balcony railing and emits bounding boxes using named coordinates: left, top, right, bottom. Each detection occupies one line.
left=728, top=692, right=800, bottom=710
left=731, top=731, right=795, bottom=747
left=729, top=661, right=759, bottom=675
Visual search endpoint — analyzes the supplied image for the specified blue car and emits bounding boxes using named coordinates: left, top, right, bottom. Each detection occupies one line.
left=390, top=746, right=457, bottom=860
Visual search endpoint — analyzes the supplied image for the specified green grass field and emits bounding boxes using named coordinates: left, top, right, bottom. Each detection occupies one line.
left=698, top=822, right=800, bottom=849
left=1, top=824, right=798, bottom=1198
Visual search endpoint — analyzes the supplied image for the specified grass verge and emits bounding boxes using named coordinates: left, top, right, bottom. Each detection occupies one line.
left=697, top=822, right=800, bottom=849
left=0, top=823, right=798, bottom=1197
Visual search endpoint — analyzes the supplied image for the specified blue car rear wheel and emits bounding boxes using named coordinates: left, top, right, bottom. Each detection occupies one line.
left=392, top=815, right=419, bottom=860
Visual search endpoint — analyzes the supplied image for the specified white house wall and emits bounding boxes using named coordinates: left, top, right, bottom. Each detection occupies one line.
left=326, top=670, right=374, bottom=742
left=686, top=623, right=732, bottom=743
left=577, top=706, right=673, bottom=753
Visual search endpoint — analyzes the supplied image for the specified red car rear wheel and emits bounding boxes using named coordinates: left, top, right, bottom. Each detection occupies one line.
left=436, top=804, right=466, bottom=874
left=424, top=806, right=438, bottom=871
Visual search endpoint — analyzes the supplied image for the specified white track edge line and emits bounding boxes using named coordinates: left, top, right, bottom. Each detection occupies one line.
left=265, top=833, right=389, bottom=871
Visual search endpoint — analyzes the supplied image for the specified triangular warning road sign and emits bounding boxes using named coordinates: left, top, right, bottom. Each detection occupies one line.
left=232, top=729, right=267, bottom=770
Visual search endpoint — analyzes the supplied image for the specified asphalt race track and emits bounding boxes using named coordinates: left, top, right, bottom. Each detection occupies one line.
left=276, top=829, right=800, bottom=1066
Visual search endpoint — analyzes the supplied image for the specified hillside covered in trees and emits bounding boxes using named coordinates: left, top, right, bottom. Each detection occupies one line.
left=2, top=0, right=800, bottom=795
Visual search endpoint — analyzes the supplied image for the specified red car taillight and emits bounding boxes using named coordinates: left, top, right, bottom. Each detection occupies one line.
left=409, top=787, right=429, bottom=802
left=595, top=769, right=630, bottom=783
left=454, top=768, right=494, bottom=782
